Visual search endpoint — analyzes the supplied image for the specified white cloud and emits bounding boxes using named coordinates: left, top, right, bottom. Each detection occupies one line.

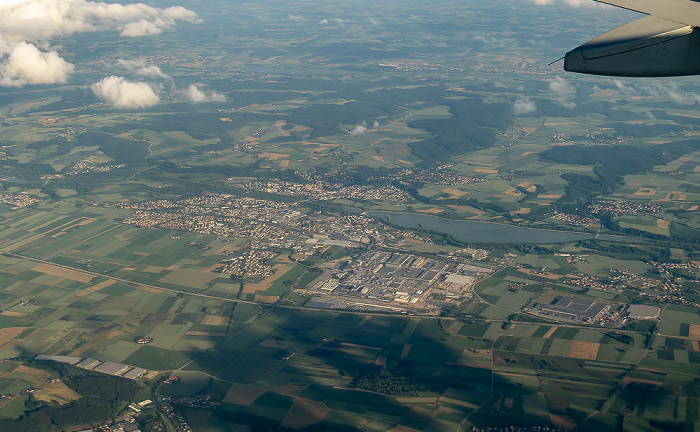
left=0, top=0, right=198, bottom=87
left=0, top=41, right=74, bottom=86
left=645, top=82, right=700, bottom=105
left=350, top=121, right=368, bottom=135
left=185, top=84, right=226, bottom=103
left=120, top=19, right=163, bottom=37
left=513, top=98, right=537, bottom=114
left=549, top=77, right=577, bottom=108
left=91, top=76, right=160, bottom=109
left=0, top=0, right=200, bottom=43
left=319, top=18, right=344, bottom=26
left=288, top=15, right=305, bottom=21
left=349, top=120, right=380, bottom=134
left=613, top=80, right=700, bottom=105
left=472, top=35, right=500, bottom=45
left=116, top=58, right=168, bottom=78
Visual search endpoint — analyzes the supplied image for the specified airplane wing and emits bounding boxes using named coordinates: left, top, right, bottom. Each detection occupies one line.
left=594, top=0, right=700, bottom=27
left=564, top=0, right=700, bottom=76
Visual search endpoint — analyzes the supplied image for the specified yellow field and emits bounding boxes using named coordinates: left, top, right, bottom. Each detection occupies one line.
left=387, top=426, right=423, bottom=432
left=138, top=285, right=164, bottom=294
left=77, top=279, right=115, bottom=297
left=633, top=187, right=656, bottom=196
left=544, top=121, right=578, bottom=126
left=394, top=396, right=439, bottom=404
left=275, top=381, right=308, bottom=397
left=32, top=263, right=94, bottom=283
left=143, top=266, right=163, bottom=273
left=186, top=331, right=228, bottom=337
left=550, top=415, right=577, bottom=430
left=1, top=311, right=25, bottom=317
left=274, top=121, right=292, bottom=137
left=567, top=340, right=600, bottom=359
left=662, top=191, right=687, bottom=201
left=518, top=182, right=537, bottom=193
left=223, top=383, right=267, bottom=406
left=46, top=217, right=96, bottom=238
left=438, top=396, right=480, bottom=409
left=621, top=377, right=663, bottom=388
left=656, top=219, right=670, bottom=229
left=0, top=328, right=28, bottom=347
left=202, top=315, right=227, bottom=326
left=281, top=398, right=330, bottom=430
left=518, top=268, right=561, bottom=280
left=401, top=343, right=413, bottom=359
left=258, top=152, right=290, bottom=160
left=543, top=326, right=558, bottom=339
left=689, top=324, right=700, bottom=339
left=505, top=187, right=523, bottom=197
left=260, top=338, right=292, bottom=349
left=254, top=294, right=279, bottom=304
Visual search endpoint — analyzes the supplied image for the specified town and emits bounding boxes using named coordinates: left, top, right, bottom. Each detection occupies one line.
left=243, top=180, right=410, bottom=202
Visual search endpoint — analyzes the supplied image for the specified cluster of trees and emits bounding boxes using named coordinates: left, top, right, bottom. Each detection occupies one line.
left=0, top=159, right=56, bottom=182
left=575, top=240, right=671, bottom=262
left=604, top=331, right=634, bottom=345
left=0, top=361, right=144, bottom=432
left=350, top=368, right=430, bottom=395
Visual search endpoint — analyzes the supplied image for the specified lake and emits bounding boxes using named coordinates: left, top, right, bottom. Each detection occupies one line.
left=369, top=211, right=597, bottom=244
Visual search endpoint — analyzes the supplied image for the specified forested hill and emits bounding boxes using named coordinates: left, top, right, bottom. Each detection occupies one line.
left=408, top=98, right=512, bottom=165
left=541, top=140, right=700, bottom=168
left=541, top=140, right=700, bottom=208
